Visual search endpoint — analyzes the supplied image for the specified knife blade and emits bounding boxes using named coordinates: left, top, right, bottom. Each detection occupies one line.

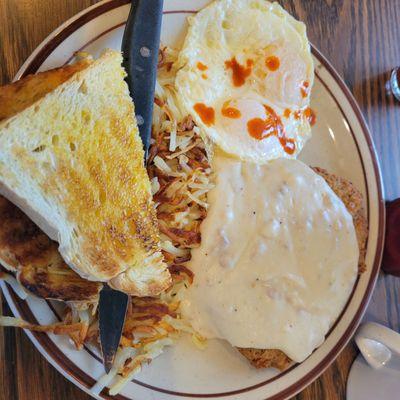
left=99, top=285, right=129, bottom=373
left=99, top=0, right=164, bottom=374
left=122, top=0, right=164, bottom=158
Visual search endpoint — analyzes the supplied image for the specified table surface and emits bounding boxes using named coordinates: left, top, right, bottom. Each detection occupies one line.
left=1, top=0, right=400, bottom=399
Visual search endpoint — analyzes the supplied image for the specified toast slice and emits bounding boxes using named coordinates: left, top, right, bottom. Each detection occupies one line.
left=0, top=50, right=171, bottom=296
left=0, top=59, right=101, bottom=303
left=237, top=168, right=368, bottom=370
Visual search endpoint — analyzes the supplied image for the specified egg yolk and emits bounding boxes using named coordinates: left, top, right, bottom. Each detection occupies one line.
left=219, top=100, right=296, bottom=155
left=219, top=99, right=266, bottom=140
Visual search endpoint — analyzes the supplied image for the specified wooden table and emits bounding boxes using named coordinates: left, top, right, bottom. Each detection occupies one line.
left=0, top=1, right=399, bottom=399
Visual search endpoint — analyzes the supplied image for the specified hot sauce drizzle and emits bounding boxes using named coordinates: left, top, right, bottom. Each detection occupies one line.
left=304, top=107, right=317, bottom=126
left=300, top=81, right=310, bottom=98
left=283, top=108, right=291, bottom=118
left=221, top=102, right=241, bottom=119
left=247, top=105, right=295, bottom=155
left=265, top=56, right=280, bottom=71
left=293, top=110, right=302, bottom=120
left=197, top=62, right=208, bottom=71
left=247, top=118, right=269, bottom=138
left=194, top=103, right=215, bottom=126
left=225, top=57, right=254, bottom=87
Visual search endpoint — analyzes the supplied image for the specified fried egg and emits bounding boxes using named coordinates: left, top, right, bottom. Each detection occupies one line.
left=175, top=0, right=315, bottom=163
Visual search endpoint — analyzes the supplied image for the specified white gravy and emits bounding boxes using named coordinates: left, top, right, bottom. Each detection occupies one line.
left=180, top=155, right=359, bottom=362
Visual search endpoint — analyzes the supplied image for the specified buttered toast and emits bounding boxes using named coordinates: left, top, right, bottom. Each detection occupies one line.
left=0, top=50, right=171, bottom=296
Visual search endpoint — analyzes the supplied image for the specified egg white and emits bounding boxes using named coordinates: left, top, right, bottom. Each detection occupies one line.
left=175, top=0, right=315, bottom=163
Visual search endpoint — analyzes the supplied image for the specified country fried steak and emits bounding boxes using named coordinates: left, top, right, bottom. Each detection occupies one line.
left=237, top=168, right=368, bottom=370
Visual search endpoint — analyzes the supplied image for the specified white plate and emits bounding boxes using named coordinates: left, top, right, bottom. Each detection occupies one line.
left=0, top=1, right=385, bottom=399
left=347, top=354, right=400, bottom=400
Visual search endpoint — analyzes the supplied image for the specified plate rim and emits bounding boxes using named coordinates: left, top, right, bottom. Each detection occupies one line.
left=3, top=0, right=385, bottom=399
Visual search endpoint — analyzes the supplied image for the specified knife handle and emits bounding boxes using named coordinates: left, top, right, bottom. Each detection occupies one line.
left=122, top=0, right=164, bottom=157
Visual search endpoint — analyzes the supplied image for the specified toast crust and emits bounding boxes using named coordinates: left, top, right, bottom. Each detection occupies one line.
left=0, top=59, right=92, bottom=122
left=237, top=168, right=368, bottom=370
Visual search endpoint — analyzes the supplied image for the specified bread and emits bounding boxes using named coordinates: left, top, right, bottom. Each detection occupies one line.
left=0, top=58, right=91, bottom=122
left=0, top=59, right=101, bottom=303
left=0, top=50, right=171, bottom=296
left=238, top=168, right=368, bottom=370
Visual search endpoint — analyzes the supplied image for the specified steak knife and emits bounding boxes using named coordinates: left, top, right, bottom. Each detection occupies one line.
left=99, top=0, right=164, bottom=373
left=123, top=0, right=164, bottom=158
